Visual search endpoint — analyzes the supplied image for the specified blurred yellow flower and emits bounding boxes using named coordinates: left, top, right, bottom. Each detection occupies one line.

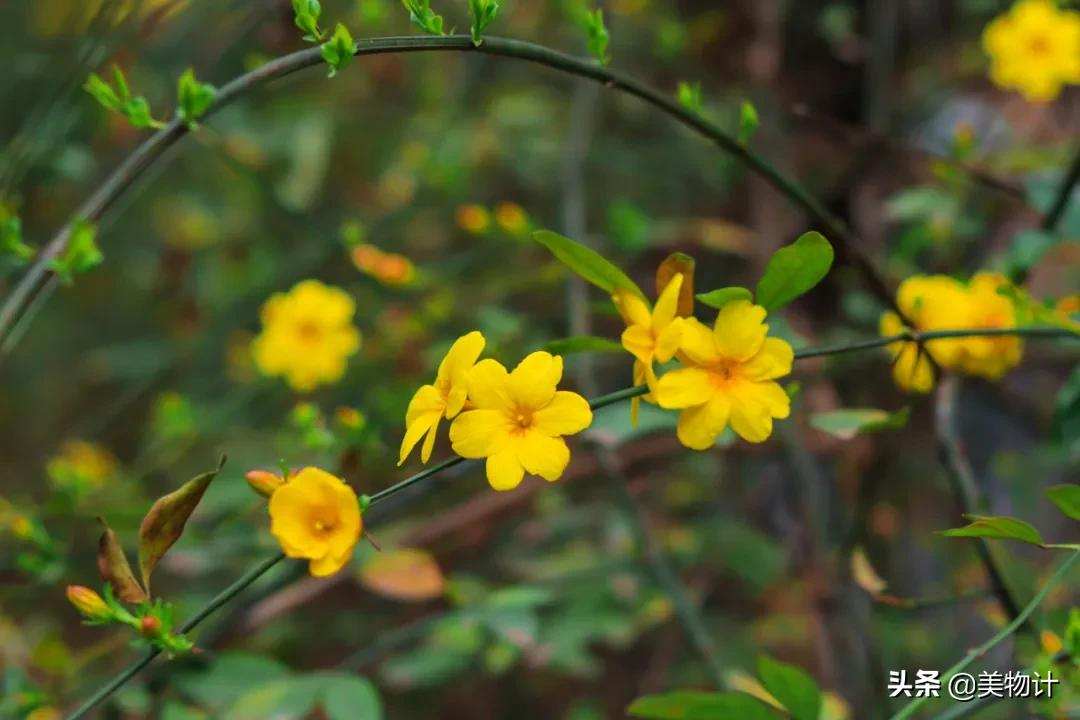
left=613, top=274, right=685, bottom=423
left=456, top=204, right=491, bottom=234
left=655, top=301, right=793, bottom=448
left=400, top=332, right=486, bottom=465
left=251, top=280, right=361, bottom=393
left=494, top=202, right=529, bottom=235
left=952, top=272, right=1022, bottom=380
left=449, top=352, right=592, bottom=491
left=879, top=276, right=969, bottom=393
left=46, top=440, right=117, bottom=493
left=351, top=244, right=416, bottom=286
left=982, top=0, right=1080, bottom=102
left=269, top=467, right=362, bottom=577
left=26, top=708, right=61, bottom=720
left=66, top=585, right=111, bottom=621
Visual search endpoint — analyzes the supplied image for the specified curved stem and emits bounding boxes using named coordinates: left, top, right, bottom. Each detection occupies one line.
left=888, top=550, right=1080, bottom=720
left=63, top=325, right=1080, bottom=719
left=1041, top=145, right=1080, bottom=233
left=1, top=34, right=898, bottom=348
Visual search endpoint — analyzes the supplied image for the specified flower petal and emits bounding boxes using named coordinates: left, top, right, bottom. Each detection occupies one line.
left=450, top=409, right=511, bottom=458
left=891, top=342, right=935, bottom=394
left=621, top=325, right=656, bottom=365
left=486, top=450, right=525, bottom=491
left=436, top=331, right=486, bottom=390
left=676, top=396, right=730, bottom=450
left=398, top=410, right=440, bottom=465
left=741, top=337, right=794, bottom=381
left=612, top=289, right=651, bottom=328
left=652, top=273, right=683, bottom=329
left=508, top=352, right=562, bottom=409
left=467, top=359, right=513, bottom=410
left=655, top=367, right=716, bottom=409
left=519, top=432, right=571, bottom=481
left=677, top=317, right=720, bottom=365
left=727, top=379, right=789, bottom=443
left=713, top=300, right=768, bottom=361
left=653, top=318, right=684, bottom=363
left=533, top=391, right=593, bottom=436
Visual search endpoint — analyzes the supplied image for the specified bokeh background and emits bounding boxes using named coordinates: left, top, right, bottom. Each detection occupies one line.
left=1, top=0, right=1078, bottom=718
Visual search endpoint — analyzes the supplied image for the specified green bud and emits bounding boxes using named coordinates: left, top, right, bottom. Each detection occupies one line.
left=0, top=213, right=34, bottom=263
left=292, top=0, right=323, bottom=41
left=738, top=100, right=759, bottom=145
left=468, top=0, right=499, bottom=45
left=676, top=82, right=703, bottom=114
left=83, top=65, right=165, bottom=130
left=49, top=219, right=102, bottom=285
left=583, top=8, right=610, bottom=65
left=321, top=23, right=356, bottom=78
left=176, top=68, right=217, bottom=128
left=402, top=0, right=445, bottom=36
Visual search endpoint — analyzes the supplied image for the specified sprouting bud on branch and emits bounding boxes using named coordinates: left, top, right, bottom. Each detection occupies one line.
left=176, top=69, right=217, bottom=129
left=322, top=23, right=357, bottom=78
left=292, top=0, right=324, bottom=41
left=583, top=8, right=610, bottom=65
left=83, top=65, right=165, bottom=130
left=402, top=0, right=445, bottom=36
left=49, top=219, right=102, bottom=286
left=66, top=585, right=112, bottom=622
left=468, top=0, right=499, bottom=46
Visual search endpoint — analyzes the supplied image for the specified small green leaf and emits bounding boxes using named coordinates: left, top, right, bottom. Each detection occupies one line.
left=809, top=407, right=910, bottom=440
left=543, top=336, right=625, bottom=355
left=292, top=0, right=323, bottom=41
left=468, top=0, right=499, bottom=45
left=533, top=230, right=644, bottom=299
left=0, top=213, right=34, bottom=263
left=1046, top=485, right=1080, bottom=521
left=402, top=0, right=445, bottom=35
left=757, top=656, right=821, bottom=720
left=754, top=231, right=834, bottom=311
left=49, top=219, right=102, bottom=285
left=176, top=68, right=217, bottom=128
left=942, top=515, right=1045, bottom=547
left=323, top=675, right=382, bottom=720
left=628, top=691, right=779, bottom=719
left=697, top=286, right=753, bottom=310
left=677, top=82, right=703, bottom=113
left=738, top=100, right=759, bottom=145
left=583, top=8, right=610, bottom=65
left=84, top=66, right=164, bottom=130
left=321, top=23, right=356, bottom=78
left=96, top=518, right=147, bottom=604
left=138, top=457, right=226, bottom=593
left=84, top=72, right=122, bottom=112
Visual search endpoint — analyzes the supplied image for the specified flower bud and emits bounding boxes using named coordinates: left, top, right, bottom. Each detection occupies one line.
left=139, top=615, right=161, bottom=636
left=66, top=585, right=111, bottom=620
left=245, top=469, right=285, bottom=498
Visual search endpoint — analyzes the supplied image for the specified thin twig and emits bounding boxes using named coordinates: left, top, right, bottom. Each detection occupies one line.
left=1041, top=146, right=1080, bottom=233
left=61, top=326, right=1080, bottom=719
left=1, top=34, right=902, bottom=349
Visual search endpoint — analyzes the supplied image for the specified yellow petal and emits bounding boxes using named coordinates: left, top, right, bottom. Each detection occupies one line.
left=508, top=352, right=562, bottom=409
left=449, top=409, right=511, bottom=458
left=519, top=432, right=571, bottom=481
left=652, top=273, right=683, bottom=330
left=532, top=391, right=593, bottom=436
left=676, top=396, right=731, bottom=450
left=892, top=343, right=935, bottom=393
left=467, top=359, right=513, bottom=409
left=713, top=300, right=768, bottom=361
left=309, top=549, right=351, bottom=577
left=728, top=380, right=789, bottom=443
left=677, top=317, right=720, bottom=365
left=420, top=419, right=439, bottom=463
left=655, top=367, right=716, bottom=409
left=436, top=331, right=486, bottom=390
left=621, top=324, right=656, bottom=365
left=653, top=318, right=684, bottom=364
left=398, top=410, right=440, bottom=465
left=486, top=450, right=525, bottom=491
left=741, top=337, right=794, bottom=381
left=613, top=288, right=651, bottom=328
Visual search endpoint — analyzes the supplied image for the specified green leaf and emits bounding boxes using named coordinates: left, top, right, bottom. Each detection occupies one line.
left=738, top=100, right=759, bottom=144
left=583, top=8, right=610, bottom=65
left=677, top=82, right=703, bottom=113
left=96, top=518, right=147, bottom=604
left=176, top=68, right=217, bottom=128
left=533, top=230, right=643, bottom=299
left=49, top=219, right=102, bottom=285
left=84, top=72, right=122, bottom=112
left=1046, top=485, right=1080, bottom=521
left=323, top=674, right=382, bottom=720
left=321, top=23, right=356, bottom=78
left=754, top=231, right=834, bottom=311
left=628, top=691, right=779, bottom=719
left=138, top=456, right=226, bottom=593
left=468, top=0, right=499, bottom=45
left=0, top=213, right=34, bottom=263
left=84, top=66, right=164, bottom=130
left=809, top=407, right=910, bottom=440
left=942, top=515, right=1045, bottom=547
left=542, top=336, right=625, bottom=355
left=757, top=656, right=821, bottom=720
left=292, top=0, right=323, bottom=40
left=697, top=286, right=753, bottom=310
left=402, top=0, right=445, bottom=35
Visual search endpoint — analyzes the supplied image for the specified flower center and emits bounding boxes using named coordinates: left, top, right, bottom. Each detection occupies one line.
left=295, top=320, right=323, bottom=344
left=312, top=518, right=336, bottom=535
left=1028, top=35, right=1050, bottom=57
left=709, top=359, right=741, bottom=387
left=511, top=406, right=534, bottom=432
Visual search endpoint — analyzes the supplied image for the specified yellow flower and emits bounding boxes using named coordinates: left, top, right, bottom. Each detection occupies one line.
left=399, top=332, right=486, bottom=465
left=268, top=467, right=362, bottom=577
left=879, top=275, right=969, bottom=393
left=456, top=204, right=491, bottom=234
left=982, top=0, right=1080, bottom=102
left=66, top=585, right=111, bottom=620
left=654, top=301, right=793, bottom=448
left=47, top=440, right=117, bottom=493
left=351, top=244, right=416, bottom=286
left=494, top=202, right=529, bottom=235
left=251, top=280, right=361, bottom=393
left=613, top=274, right=686, bottom=423
left=449, top=352, right=593, bottom=491
left=26, top=708, right=61, bottom=720
left=952, top=272, right=1023, bottom=380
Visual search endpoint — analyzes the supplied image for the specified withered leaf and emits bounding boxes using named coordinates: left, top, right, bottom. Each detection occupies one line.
left=138, top=456, right=225, bottom=594
left=655, top=252, right=695, bottom=318
left=97, top=517, right=147, bottom=604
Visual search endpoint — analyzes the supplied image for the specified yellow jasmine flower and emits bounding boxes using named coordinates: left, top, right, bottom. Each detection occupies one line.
left=351, top=244, right=416, bottom=286
left=449, top=352, right=593, bottom=491
left=654, top=301, right=793, bottom=449
left=613, top=274, right=685, bottom=423
left=982, top=0, right=1080, bottom=102
left=456, top=204, right=491, bottom=234
left=269, top=467, right=362, bottom=577
left=399, top=331, right=486, bottom=465
left=66, top=585, right=111, bottom=621
left=251, top=280, right=361, bottom=393
left=494, top=202, right=529, bottom=235
left=878, top=275, right=969, bottom=393
left=952, top=272, right=1023, bottom=380
left=47, top=440, right=118, bottom=493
